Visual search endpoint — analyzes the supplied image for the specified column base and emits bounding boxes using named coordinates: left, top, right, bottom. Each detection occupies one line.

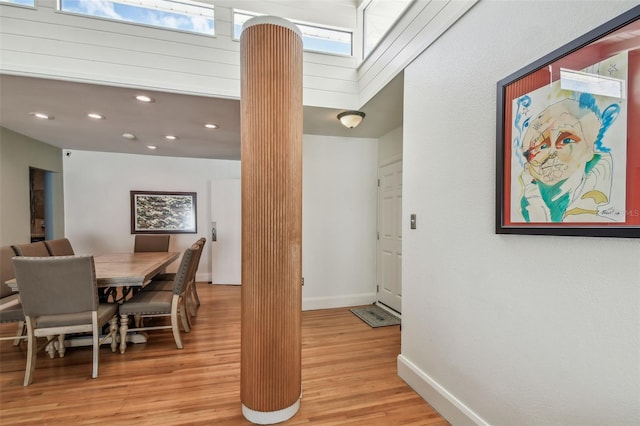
left=242, top=395, right=301, bottom=425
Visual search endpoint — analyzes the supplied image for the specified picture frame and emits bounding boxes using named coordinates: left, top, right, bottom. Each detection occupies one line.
left=496, top=6, right=640, bottom=238
left=130, top=191, right=197, bottom=234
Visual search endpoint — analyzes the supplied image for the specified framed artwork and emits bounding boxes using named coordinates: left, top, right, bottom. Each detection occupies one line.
left=496, top=6, right=640, bottom=238
left=130, top=191, right=197, bottom=234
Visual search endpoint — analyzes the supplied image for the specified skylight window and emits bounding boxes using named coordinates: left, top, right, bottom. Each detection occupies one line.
left=0, top=0, right=35, bottom=6
left=363, top=0, right=412, bottom=58
left=233, top=11, right=352, bottom=57
left=59, top=0, right=215, bottom=36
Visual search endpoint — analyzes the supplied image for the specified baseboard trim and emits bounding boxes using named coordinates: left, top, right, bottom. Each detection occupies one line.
left=302, top=293, right=376, bottom=311
left=397, top=354, right=489, bottom=426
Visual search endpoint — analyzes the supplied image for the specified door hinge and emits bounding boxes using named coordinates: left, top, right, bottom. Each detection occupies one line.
left=377, top=178, right=380, bottom=187
left=376, top=285, right=379, bottom=293
left=377, top=231, right=379, bottom=240
left=301, top=277, right=304, bottom=286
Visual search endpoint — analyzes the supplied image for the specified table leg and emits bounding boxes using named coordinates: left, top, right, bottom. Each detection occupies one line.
left=109, top=317, right=118, bottom=353
left=119, top=313, right=128, bottom=354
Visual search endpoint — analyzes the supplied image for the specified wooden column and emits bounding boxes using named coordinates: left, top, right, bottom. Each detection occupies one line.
left=240, top=16, right=303, bottom=425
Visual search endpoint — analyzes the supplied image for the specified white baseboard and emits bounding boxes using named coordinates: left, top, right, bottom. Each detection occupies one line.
left=397, top=354, right=489, bottom=426
left=302, top=293, right=376, bottom=311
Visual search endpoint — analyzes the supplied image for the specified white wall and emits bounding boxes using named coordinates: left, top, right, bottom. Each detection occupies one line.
left=0, top=1, right=359, bottom=109
left=63, top=150, right=241, bottom=281
left=302, top=134, right=378, bottom=310
left=400, top=2, right=640, bottom=425
left=0, top=127, right=64, bottom=245
left=378, top=126, right=402, bottom=164
left=63, top=136, right=379, bottom=309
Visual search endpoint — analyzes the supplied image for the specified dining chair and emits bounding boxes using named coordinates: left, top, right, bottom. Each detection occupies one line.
left=12, top=255, right=119, bottom=386
left=44, top=238, right=75, bottom=256
left=133, top=234, right=170, bottom=252
left=0, top=245, right=26, bottom=345
left=11, top=241, right=50, bottom=257
left=118, top=244, right=198, bottom=353
left=144, top=238, right=206, bottom=317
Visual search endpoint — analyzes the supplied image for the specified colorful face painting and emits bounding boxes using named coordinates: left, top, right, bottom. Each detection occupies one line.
left=510, top=52, right=628, bottom=223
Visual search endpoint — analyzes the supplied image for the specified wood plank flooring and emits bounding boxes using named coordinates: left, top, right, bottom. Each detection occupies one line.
left=0, top=284, right=448, bottom=425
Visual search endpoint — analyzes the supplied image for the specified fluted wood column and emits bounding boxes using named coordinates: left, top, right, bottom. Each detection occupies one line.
left=240, top=16, right=303, bottom=425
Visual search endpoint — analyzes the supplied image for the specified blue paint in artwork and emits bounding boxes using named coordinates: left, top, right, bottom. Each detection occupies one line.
left=513, top=96, right=531, bottom=167
left=573, top=92, right=618, bottom=153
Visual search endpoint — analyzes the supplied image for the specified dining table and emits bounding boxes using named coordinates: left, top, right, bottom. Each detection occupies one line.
left=4, top=251, right=180, bottom=355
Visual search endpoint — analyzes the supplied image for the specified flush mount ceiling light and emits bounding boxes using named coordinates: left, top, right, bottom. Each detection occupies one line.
left=87, top=113, right=105, bottom=119
left=165, top=135, right=177, bottom=140
left=122, top=132, right=136, bottom=140
left=30, top=112, right=53, bottom=120
left=337, top=110, right=365, bottom=129
left=205, top=123, right=219, bottom=129
left=146, top=145, right=157, bottom=150
left=135, top=95, right=154, bottom=103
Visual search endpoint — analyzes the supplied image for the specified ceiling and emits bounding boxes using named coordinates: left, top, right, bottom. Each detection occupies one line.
left=0, top=73, right=403, bottom=161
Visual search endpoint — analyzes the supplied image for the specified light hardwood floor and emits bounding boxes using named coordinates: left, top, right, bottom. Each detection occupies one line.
left=0, top=284, right=448, bottom=425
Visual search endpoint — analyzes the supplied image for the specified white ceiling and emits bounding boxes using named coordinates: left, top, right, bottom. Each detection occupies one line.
left=0, top=72, right=403, bottom=160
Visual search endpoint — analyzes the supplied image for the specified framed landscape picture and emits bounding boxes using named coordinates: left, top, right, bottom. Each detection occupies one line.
left=496, top=6, right=640, bottom=238
left=131, top=191, right=197, bottom=234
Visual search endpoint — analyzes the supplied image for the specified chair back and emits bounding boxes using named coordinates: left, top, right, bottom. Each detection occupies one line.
left=172, top=244, right=199, bottom=295
left=0, top=246, right=16, bottom=299
left=134, top=234, right=170, bottom=252
left=12, top=242, right=50, bottom=257
left=13, top=255, right=98, bottom=317
left=192, top=238, right=206, bottom=276
left=44, top=238, right=75, bottom=256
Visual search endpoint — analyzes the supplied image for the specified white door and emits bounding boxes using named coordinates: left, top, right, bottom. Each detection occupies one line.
left=377, top=160, right=402, bottom=312
left=210, top=179, right=241, bottom=285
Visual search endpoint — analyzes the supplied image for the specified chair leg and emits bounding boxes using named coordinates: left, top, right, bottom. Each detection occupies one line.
left=57, top=334, right=66, bottom=357
left=13, top=321, right=25, bottom=346
left=180, top=299, right=191, bottom=333
left=46, top=335, right=56, bottom=359
left=171, top=299, right=183, bottom=349
left=92, top=317, right=99, bottom=379
left=24, top=318, right=37, bottom=387
left=192, top=282, right=201, bottom=307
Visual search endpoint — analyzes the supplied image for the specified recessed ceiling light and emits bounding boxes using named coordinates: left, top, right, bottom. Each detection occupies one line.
left=136, top=95, right=154, bottom=103
left=122, top=132, right=136, bottom=140
left=30, top=112, right=53, bottom=120
left=165, top=135, right=177, bottom=140
left=88, top=113, right=105, bottom=119
left=146, top=145, right=157, bottom=150
left=205, top=123, right=219, bottom=129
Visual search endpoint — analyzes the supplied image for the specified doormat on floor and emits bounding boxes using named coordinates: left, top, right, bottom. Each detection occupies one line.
left=350, top=305, right=401, bottom=328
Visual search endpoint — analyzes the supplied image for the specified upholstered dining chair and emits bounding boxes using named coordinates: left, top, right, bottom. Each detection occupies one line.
left=144, top=238, right=205, bottom=317
left=11, top=241, right=50, bottom=257
left=0, top=245, right=26, bottom=345
left=133, top=234, right=170, bottom=252
left=12, top=255, right=119, bottom=386
left=118, top=244, right=198, bottom=353
left=44, top=238, right=75, bottom=256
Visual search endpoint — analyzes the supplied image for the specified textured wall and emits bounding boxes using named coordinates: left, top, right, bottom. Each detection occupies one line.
left=401, top=2, right=640, bottom=425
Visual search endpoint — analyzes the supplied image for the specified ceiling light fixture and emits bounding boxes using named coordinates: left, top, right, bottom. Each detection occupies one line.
left=31, top=112, right=53, bottom=120
left=165, top=135, right=177, bottom=140
left=122, top=132, right=136, bottom=140
left=146, top=145, right=157, bottom=150
left=205, top=123, right=219, bottom=129
left=87, top=113, right=105, bottom=119
left=337, top=110, right=365, bottom=129
left=135, top=95, right=154, bottom=103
